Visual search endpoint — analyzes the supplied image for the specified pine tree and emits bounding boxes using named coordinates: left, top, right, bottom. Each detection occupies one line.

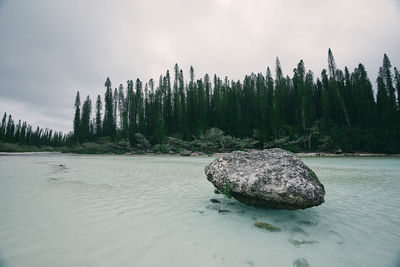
left=328, top=48, right=337, bottom=80
left=118, top=84, right=128, bottom=138
left=135, top=78, right=144, bottom=133
left=20, top=121, right=27, bottom=144
left=103, top=77, right=116, bottom=138
left=113, top=88, right=118, bottom=130
left=127, top=80, right=136, bottom=145
left=95, top=95, right=102, bottom=137
left=204, top=73, right=211, bottom=128
left=164, top=70, right=173, bottom=135
left=376, top=67, right=388, bottom=121
left=80, top=95, right=92, bottom=142
left=0, top=112, right=6, bottom=140
left=5, top=115, right=14, bottom=142
left=73, top=91, right=81, bottom=143
left=382, top=54, right=396, bottom=113
left=394, top=67, right=400, bottom=111
left=14, top=120, right=21, bottom=143
left=187, top=66, right=196, bottom=135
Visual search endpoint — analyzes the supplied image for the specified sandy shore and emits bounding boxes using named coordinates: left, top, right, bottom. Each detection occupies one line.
left=0, top=151, right=62, bottom=156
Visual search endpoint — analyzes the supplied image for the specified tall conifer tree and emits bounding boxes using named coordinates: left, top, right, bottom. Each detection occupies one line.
left=73, top=91, right=81, bottom=142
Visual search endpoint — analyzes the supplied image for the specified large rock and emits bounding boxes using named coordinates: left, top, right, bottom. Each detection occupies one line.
left=204, top=148, right=325, bottom=210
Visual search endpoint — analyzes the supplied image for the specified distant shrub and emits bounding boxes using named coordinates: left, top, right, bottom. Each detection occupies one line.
left=98, top=136, right=113, bottom=144
left=167, top=137, right=189, bottom=150
left=135, top=133, right=150, bottom=150
left=0, top=142, right=56, bottom=152
left=317, top=135, right=335, bottom=152
left=135, top=150, right=145, bottom=154
left=61, top=141, right=131, bottom=154
left=0, top=142, right=21, bottom=152
left=151, top=144, right=171, bottom=153
left=283, top=144, right=302, bottom=153
left=81, top=142, right=109, bottom=153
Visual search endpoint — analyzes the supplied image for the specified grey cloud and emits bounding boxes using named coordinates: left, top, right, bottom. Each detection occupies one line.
left=0, top=0, right=399, bottom=132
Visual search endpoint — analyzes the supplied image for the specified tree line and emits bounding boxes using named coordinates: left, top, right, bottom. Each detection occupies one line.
left=0, top=113, right=66, bottom=147
left=71, top=50, right=399, bottom=153
left=1, top=49, right=399, bottom=153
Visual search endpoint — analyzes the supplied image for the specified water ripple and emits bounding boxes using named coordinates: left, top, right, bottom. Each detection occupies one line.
left=0, top=155, right=399, bottom=267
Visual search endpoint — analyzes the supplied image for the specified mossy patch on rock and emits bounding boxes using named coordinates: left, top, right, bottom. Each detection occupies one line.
left=222, top=182, right=233, bottom=199
left=309, top=169, right=320, bottom=182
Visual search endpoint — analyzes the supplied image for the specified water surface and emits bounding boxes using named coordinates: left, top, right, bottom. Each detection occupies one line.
left=0, top=154, right=399, bottom=267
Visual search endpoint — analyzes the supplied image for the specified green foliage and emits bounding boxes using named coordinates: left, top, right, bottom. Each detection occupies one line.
left=221, top=182, right=233, bottom=199
left=0, top=142, right=57, bottom=152
left=2, top=51, right=400, bottom=154
left=61, top=141, right=130, bottom=154
left=151, top=144, right=171, bottom=153
left=134, top=133, right=150, bottom=150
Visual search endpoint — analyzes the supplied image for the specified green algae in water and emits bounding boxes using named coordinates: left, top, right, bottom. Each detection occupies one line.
left=254, top=222, right=281, bottom=232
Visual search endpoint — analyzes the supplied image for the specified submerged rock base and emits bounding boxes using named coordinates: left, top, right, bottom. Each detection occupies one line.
left=205, top=148, right=325, bottom=210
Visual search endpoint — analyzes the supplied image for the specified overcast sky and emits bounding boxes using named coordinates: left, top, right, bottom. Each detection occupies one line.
left=0, top=0, right=399, bottom=133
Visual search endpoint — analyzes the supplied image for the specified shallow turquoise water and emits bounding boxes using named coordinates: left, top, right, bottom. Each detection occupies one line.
left=0, top=154, right=399, bottom=267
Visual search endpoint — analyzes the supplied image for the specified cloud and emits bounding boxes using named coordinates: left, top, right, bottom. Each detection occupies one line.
left=0, top=97, right=72, bottom=133
left=0, top=0, right=399, bottom=132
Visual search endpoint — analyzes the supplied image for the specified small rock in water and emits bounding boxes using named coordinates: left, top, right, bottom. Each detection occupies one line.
left=288, top=239, right=318, bottom=246
left=218, top=208, right=231, bottom=214
left=210, top=199, right=221, bottom=203
left=245, top=259, right=255, bottom=266
left=254, top=222, right=281, bottom=232
left=205, top=148, right=325, bottom=210
left=293, top=258, right=310, bottom=267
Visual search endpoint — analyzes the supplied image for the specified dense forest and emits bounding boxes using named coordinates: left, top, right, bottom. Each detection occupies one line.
left=0, top=112, right=66, bottom=151
left=1, top=50, right=400, bottom=153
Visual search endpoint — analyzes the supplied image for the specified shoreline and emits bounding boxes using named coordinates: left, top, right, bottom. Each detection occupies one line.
left=295, top=152, right=400, bottom=157
left=1, top=150, right=400, bottom=157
